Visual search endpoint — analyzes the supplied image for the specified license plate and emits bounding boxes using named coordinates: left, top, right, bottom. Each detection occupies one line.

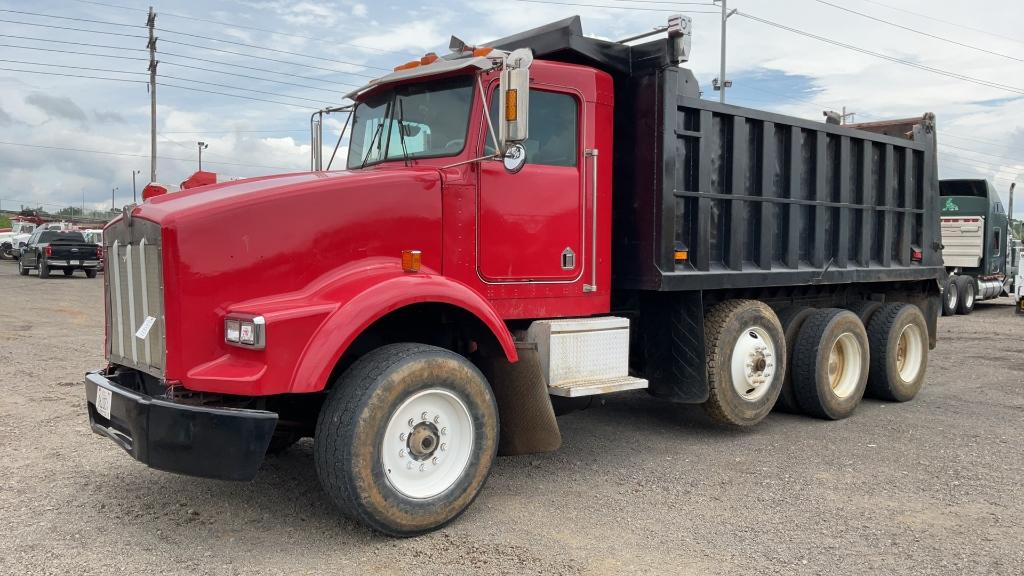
left=70, top=260, right=80, bottom=266
left=95, top=386, right=112, bottom=420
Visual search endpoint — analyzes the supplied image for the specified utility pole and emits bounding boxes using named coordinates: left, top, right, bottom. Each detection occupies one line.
left=111, top=187, right=119, bottom=211
left=132, top=169, right=141, bottom=203
left=714, top=0, right=737, bottom=103
left=197, top=141, right=208, bottom=171
left=147, top=6, right=158, bottom=183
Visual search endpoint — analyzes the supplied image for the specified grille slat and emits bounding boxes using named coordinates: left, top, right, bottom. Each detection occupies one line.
left=105, top=219, right=164, bottom=377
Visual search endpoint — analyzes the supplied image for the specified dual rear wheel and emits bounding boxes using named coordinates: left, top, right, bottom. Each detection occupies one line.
left=701, top=299, right=929, bottom=425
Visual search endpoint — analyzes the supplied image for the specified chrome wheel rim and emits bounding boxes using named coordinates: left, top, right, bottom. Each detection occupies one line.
left=730, top=327, right=777, bottom=402
left=946, top=283, right=958, bottom=309
left=828, top=332, right=862, bottom=399
left=964, top=283, right=975, bottom=307
left=895, top=323, right=924, bottom=383
left=381, top=388, right=474, bottom=500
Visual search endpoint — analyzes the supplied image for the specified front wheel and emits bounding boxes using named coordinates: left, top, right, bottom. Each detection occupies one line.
left=314, top=343, right=498, bottom=537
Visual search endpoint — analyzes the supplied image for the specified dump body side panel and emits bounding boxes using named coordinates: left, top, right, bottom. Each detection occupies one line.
left=614, top=67, right=944, bottom=292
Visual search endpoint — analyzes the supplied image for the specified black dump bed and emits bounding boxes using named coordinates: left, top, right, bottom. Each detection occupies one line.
left=492, top=17, right=945, bottom=293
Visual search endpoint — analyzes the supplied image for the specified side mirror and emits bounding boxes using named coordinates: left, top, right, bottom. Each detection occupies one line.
left=498, top=48, right=532, bottom=152
left=502, top=144, right=527, bottom=174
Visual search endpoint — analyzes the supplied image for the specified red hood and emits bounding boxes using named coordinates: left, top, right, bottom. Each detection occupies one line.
left=132, top=167, right=442, bottom=226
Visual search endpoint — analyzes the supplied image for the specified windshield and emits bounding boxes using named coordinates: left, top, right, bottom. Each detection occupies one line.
left=346, top=75, right=475, bottom=169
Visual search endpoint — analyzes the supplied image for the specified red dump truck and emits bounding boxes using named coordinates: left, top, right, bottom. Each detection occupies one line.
left=85, top=16, right=944, bottom=535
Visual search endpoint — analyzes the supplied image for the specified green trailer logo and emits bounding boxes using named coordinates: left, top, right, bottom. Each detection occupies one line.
left=944, top=198, right=960, bottom=212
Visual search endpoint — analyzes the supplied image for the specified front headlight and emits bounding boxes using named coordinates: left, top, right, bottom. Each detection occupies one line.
left=224, top=314, right=265, bottom=350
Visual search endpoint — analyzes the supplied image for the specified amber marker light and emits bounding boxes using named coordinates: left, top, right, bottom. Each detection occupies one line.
left=402, top=250, right=422, bottom=272
left=674, top=250, right=689, bottom=262
left=505, top=89, right=518, bottom=121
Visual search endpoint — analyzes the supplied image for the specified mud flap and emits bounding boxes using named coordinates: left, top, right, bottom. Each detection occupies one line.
left=478, top=342, right=561, bottom=456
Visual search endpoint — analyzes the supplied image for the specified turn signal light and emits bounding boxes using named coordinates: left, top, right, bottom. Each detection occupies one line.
left=505, top=89, right=518, bottom=121
left=402, top=250, right=422, bottom=273
left=674, top=250, right=689, bottom=262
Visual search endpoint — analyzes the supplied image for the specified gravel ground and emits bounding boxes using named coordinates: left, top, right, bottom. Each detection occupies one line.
left=0, top=261, right=1022, bottom=576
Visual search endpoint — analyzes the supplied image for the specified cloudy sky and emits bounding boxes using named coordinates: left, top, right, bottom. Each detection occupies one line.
left=0, top=0, right=1022, bottom=215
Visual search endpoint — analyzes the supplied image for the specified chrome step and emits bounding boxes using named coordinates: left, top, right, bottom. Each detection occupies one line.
left=548, top=375, right=649, bottom=398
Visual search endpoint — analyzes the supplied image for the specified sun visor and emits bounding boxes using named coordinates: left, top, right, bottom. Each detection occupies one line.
left=345, top=56, right=494, bottom=100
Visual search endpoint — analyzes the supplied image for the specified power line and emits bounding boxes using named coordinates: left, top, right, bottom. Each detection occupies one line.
left=0, top=65, right=333, bottom=109
left=157, top=27, right=391, bottom=71
left=737, top=12, right=1024, bottom=96
left=0, top=17, right=146, bottom=38
left=66, top=0, right=416, bottom=56
left=858, top=0, right=1024, bottom=47
left=0, top=140, right=295, bottom=171
left=814, top=0, right=1023, bottom=62
left=505, top=0, right=719, bottom=12
left=0, top=33, right=144, bottom=53
left=0, top=43, right=147, bottom=62
left=160, top=60, right=353, bottom=93
left=0, top=58, right=341, bottom=104
left=0, top=14, right=385, bottom=79
left=0, top=35, right=360, bottom=88
left=0, top=8, right=141, bottom=29
left=158, top=74, right=336, bottom=106
left=0, top=66, right=145, bottom=84
left=0, top=58, right=143, bottom=77
left=159, top=51, right=360, bottom=88
left=158, top=38, right=380, bottom=79
left=160, top=82, right=328, bottom=109
left=941, top=144, right=1024, bottom=167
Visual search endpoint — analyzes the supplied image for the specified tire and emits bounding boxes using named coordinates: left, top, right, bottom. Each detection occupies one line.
left=63, top=268, right=74, bottom=277
left=866, top=303, right=928, bottom=402
left=844, top=300, right=883, bottom=326
left=773, top=306, right=816, bottom=414
left=941, top=278, right=958, bottom=317
left=955, top=276, right=976, bottom=315
left=18, top=259, right=29, bottom=276
left=314, top=343, right=498, bottom=537
left=85, top=269, right=98, bottom=279
left=38, top=259, right=49, bottom=278
left=265, top=433, right=301, bottom=455
left=792, top=309, right=870, bottom=420
left=702, top=299, right=786, bottom=426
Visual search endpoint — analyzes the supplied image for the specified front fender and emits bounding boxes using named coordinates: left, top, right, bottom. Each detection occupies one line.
left=291, top=270, right=518, bottom=394
left=184, top=259, right=517, bottom=396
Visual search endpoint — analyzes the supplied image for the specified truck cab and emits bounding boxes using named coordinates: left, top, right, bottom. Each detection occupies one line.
left=84, top=16, right=944, bottom=536
left=939, top=178, right=1010, bottom=314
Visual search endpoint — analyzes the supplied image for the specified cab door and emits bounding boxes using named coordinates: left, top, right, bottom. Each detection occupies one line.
left=477, top=87, right=584, bottom=282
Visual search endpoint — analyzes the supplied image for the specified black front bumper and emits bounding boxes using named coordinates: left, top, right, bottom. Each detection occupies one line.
left=85, top=371, right=278, bottom=481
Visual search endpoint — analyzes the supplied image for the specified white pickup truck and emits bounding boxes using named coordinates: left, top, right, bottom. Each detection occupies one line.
left=0, top=219, right=39, bottom=260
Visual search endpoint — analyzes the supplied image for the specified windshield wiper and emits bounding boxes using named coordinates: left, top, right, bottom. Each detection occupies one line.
left=396, top=97, right=411, bottom=167
left=359, top=99, right=391, bottom=169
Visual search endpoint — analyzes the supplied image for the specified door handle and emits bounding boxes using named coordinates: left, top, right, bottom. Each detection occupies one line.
left=583, top=149, right=598, bottom=293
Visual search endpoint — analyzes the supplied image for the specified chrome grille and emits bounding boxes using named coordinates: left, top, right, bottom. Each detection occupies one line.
left=105, top=217, right=165, bottom=377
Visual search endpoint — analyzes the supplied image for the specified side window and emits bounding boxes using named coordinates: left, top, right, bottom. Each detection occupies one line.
left=486, top=89, right=578, bottom=167
left=993, top=229, right=1001, bottom=256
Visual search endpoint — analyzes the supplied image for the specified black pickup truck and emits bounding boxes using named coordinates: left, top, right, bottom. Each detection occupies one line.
left=18, top=230, right=102, bottom=278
